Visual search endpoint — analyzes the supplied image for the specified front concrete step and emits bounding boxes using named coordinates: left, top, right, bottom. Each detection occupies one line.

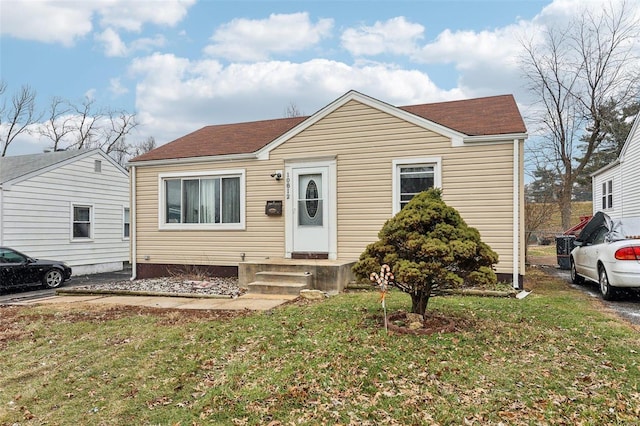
left=247, top=271, right=312, bottom=295
left=239, top=259, right=356, bottom=294
left=254, top=271, right=312, bottom=285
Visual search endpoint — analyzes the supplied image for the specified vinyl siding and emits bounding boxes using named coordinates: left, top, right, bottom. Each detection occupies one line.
left=134, top=99, right=522, bottom=275
left=592, top=167, right=620, bottom=219
left=134, top=160, right=287, bottom=265
left=620, top=123, right=640, bottom=218
left=0, top=152, right=129, bottom=269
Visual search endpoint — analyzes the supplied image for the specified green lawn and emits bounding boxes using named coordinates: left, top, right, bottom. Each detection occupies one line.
left=1, top=268, right=639, bottom=425
left=527, top=244, right=557, bottom=257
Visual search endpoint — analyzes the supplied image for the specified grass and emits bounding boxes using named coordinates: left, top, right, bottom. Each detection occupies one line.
left=527, top=244, right=557, bottom=257
left=534, top=201, right=594, bottom=235
left=1, top=268, right=639, bottom=425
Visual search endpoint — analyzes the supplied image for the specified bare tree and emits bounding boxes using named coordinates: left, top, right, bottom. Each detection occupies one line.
left=521, top=1, right=640, bottom=229
left=99, top=109, right=138, bottom=154
left=39, top=96, right=74, bottom=151
left=524, top=189, right=557, bottom=261
left=284, top=101, right=304, bottom=117
left=39, top=95, right=138, bottom=163
left=132, top=136, right=156, bottom=157
left=70, top=97, right=101, bottom=150
left=0, top=83, right=39, bottom=157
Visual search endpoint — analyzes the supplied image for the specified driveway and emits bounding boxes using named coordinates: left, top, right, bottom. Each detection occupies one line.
left=538, top=263, right=640, bottom=326
left=0, top=268, right=133, bottom=305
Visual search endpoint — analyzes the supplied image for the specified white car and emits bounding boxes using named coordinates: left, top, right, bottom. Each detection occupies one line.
left=570, top=212, right=640, bottom=300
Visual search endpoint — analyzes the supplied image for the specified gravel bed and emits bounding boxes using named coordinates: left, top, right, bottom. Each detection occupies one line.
left=71, top=276, right=244, bottom=298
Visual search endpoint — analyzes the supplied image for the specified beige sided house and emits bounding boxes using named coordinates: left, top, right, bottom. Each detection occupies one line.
left=128, top=91, right=527, bottom=293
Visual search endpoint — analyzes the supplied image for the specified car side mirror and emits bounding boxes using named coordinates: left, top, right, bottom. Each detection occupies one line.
left=573, top=240, right=584, bottom=247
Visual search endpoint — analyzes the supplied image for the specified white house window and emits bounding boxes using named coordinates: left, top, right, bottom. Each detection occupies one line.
left=94, top=160, right=102, bottom=172
left=160, top=170, right=245, bottom=230
left=602, top=180, right=613, bottom=210
left=73, top=205, right=92, bottom=239
left=123, top=207, right=130, bottom=239
left=392, top=158, right=442, bottom=214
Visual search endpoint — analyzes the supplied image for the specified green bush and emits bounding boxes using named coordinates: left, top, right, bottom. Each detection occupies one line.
left=353, top=188, right=498, bottom=317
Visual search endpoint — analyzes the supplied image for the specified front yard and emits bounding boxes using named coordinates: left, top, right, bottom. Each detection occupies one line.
left=1, top=267, right=639, bottom=425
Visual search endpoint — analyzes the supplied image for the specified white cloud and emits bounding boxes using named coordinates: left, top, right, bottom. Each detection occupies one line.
left=97, top=0, right=195, bottom=32
left=203, top=12, right=334, bottom=61
left=0, top=0, right=94, bottom=46
left=0, top=0, right=192, bottom=49
left=95, top=28, right=128, bottom=57
left=341, top=17, right=424, bottom=56
left=128, top=53, right=462, bottom=144
left=96, top=28, right=166, bottom=57
left=109, top=78, right=129, bottom=96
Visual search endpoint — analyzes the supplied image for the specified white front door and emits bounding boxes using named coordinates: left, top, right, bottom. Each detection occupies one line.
left=285, top=161, right=336, bottom=258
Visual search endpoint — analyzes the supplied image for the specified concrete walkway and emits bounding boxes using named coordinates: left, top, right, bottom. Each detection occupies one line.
left=13, top=293, right=298, bottom=311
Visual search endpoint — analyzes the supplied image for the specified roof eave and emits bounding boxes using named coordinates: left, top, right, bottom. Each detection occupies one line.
left=127, top=152, right=258, bottom=168
left=462, top=132, right=528, bottom=144
left=590, top=158, right=620, bottom=177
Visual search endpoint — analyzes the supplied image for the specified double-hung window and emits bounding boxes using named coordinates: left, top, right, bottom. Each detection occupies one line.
left=392, top=158, right=441, bottom=214
left=123, top=207, right=130, bottom=239
left=72, top=205, right=93, bottom=240
left=160, top=170, right=245, bottom=230
left=602, top=180, right=613, bottom=210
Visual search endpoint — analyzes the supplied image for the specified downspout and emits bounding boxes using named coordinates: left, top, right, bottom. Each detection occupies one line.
left=512, top=138, right=520, bottom=289
left=619, top=154, right=624, bottom=218
left=130, top=165, right=137, bottom=281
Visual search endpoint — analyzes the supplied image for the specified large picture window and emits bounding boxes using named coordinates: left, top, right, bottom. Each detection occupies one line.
left=392, top=158, right=441, bottom=214
left=160, top=170, right=244, bottom=230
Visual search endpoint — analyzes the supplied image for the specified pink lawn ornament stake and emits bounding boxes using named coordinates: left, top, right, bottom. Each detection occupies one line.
left=369, top=264, right=394, bottom=332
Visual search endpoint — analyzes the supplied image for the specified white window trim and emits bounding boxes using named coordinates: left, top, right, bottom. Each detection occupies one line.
left=602, top=179, right=613, bottom=210
left=70, top=203, right=94, bottom=242
left=392, top=157, right=442, bottom=215
left=123, top=206, right=131, bottom=240
left=158, top=169, right=246, bottom=231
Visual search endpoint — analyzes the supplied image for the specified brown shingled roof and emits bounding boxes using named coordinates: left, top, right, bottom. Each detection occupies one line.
left=132, top=116, right=308, bottom=162
left=131, top=93, right=526, bottom=163
left=400, top=94, right=526, bottom=136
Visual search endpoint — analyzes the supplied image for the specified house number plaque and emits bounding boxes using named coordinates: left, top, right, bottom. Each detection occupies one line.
left=286, top=172, right=291, bottom=199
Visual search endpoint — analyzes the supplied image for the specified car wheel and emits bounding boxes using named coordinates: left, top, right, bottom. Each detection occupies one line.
left=570, top=258, right=584, bottom=284
left=42, top=269, right=64, bottom=289
left=598, top=266, right=616, bottom=301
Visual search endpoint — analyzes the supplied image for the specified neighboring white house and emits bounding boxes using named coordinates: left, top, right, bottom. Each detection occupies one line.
left=592, top=114, right=640, bottom=221
left=0, top=149, right=130, bottom=275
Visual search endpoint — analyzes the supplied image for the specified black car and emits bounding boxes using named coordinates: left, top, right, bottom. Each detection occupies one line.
left=0, top=247, right=72, bottom=289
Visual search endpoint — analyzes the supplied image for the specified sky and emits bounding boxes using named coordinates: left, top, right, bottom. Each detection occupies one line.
left=0, top=0, right=637, bottom=157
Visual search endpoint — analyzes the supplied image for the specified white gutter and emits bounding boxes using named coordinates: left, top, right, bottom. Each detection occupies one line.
left=463, top=132, right=528, bottom=144
left=513, top=138, right=520, bottom=289
left=130, top=165, right=137, bottom=281
left=127, top=152, right=257, bottom=168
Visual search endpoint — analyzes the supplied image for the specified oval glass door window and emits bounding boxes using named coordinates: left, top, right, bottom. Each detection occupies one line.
left=306, top=180, right=318, bottom=218
left=298, top=173, right=323, bottom=226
